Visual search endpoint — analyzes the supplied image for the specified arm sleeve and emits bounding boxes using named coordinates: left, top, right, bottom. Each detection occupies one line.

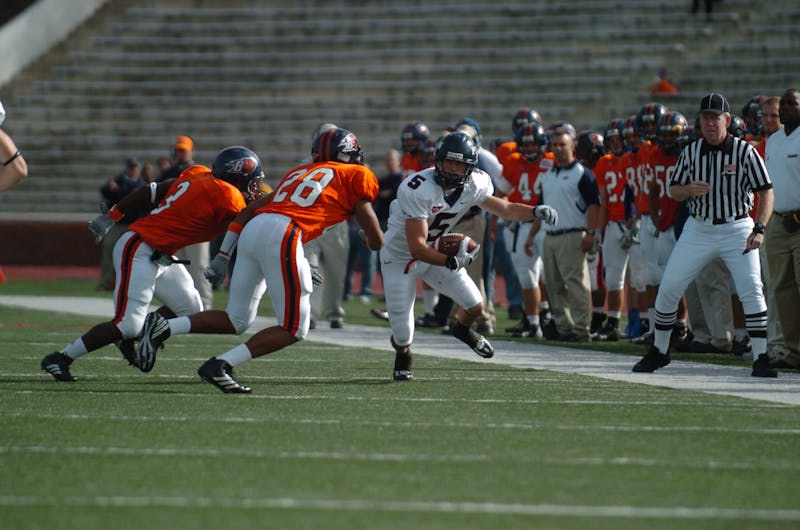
left=578, top=168, right=601, bottom=207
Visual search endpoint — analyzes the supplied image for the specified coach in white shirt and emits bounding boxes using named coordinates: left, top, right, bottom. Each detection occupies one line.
left=765, top=88, right=800, bottom=368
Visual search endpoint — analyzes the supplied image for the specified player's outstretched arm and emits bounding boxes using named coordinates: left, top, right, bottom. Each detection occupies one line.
left=0, top=128, right=27, bottom=192
left=353, top=199, right=384, bottom=251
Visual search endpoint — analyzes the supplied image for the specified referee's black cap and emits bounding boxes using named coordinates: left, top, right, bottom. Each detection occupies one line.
left=699, top=93, right=730, bottom=115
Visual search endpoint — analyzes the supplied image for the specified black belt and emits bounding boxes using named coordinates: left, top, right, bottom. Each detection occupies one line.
left=546, top=227, right=584, bottom=236
left=712, top=213, right=748, bottom=225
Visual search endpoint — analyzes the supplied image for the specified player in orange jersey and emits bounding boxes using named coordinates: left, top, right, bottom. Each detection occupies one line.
left=40, top=146, right=263, bottom=382
left=648, top=111, right=690, bottom=344
left=498, top=122, right=554, bottom=338
left=495, top=107, right=543, bottom=168
left=137, top=128, right=384, bottom=393
left=595, top=119, right=632, bottom=341
left=400, top=121, right=430, bottom=176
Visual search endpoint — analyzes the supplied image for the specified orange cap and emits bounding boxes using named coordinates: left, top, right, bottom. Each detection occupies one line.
left=174, top=135, right=194, bottom=151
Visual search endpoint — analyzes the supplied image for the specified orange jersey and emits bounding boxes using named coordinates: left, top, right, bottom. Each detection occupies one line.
left=401, top=152, right=425, bottom=176
left=502, top=152, right=554, bottom=205
left=635, top=141, right=656, bottom=215
left=649, top=147, right=680, bottom=231
left=260, top=161, right=379, bottom=243
left=131, top=165, right=246, bottom=254
left=595, top=153, right=626, bottom=222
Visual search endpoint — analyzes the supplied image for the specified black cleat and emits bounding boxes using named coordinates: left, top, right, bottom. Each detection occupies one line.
left=752, top=353, right=778, bottom=378
left=115, top=339, right=138, bottom=367
left=137, top=312, right=170, bottom=373
left=450, top=321, right=494, bottom=358
left=632, top=346, right=671, bottom=373
left=391, top=336, right=413, bottom=381
left=197, top=358, right=252, bottom=393
left=41, top=352, right=76, bottom=381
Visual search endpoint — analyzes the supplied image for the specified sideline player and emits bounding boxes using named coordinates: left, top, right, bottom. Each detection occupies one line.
left=632, top=93, right=776, bottom=378
left=41, top=146, right=264, bottom=381
left=137, top=128, right=384, bottom=393
left=381, top=132, right=557, bottom=381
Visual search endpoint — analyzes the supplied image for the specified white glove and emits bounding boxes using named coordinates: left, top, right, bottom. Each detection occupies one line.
left=445, top=238, right=480, bottom=270
left=533, top=205, right=558, bottom=226
left=88, top=213, right=114, bottom=243
left=203, top=254, right=230, bottom=287
left=0, top=100, right=6, bottom=127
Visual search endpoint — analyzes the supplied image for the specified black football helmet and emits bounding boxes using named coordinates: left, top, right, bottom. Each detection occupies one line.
left=656, top=111, right=688, bottom=155
left=575, top=130, right=605, bottom=167
left=547, top=120, right=577, bottom=142
left=211, top=146, right=265, bottom=202
left=741, top=95, right=766, bottom=137
left=434, top=132, right=478, bottom=189
left=421, top=137, right=437, bottom=168
left=511, top=107, right=543, bottom=137
left=637, top=103, right=668, bottom=141
left=603, top=118, right=627, bottom=155
left=728, top=114, right=747, bottom=139
left=312, top=127, right=364, bottom=164
left=622, top=114, right=643, bottom=152
left=400, top=121, right=429, bottom=154
left=515, top=122, right=549, bottom=161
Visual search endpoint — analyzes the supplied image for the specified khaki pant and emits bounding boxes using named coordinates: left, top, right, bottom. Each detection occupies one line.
left=177, top=242, right=212, bottom=310
left=765, top=216, right=800, bottom=365
left=686, top=258, right=733, bottom=350
left=542, top=231, right=591, bottom=339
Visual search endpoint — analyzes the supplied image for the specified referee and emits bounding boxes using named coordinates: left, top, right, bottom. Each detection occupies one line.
left=632, top=93, right=777, bottom=377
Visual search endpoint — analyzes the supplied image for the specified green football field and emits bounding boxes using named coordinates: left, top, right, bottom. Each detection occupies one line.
left=1, top=280, right=799, bottom=530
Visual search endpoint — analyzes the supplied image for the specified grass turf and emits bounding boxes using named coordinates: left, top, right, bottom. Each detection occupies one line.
left=1, top=280, right=799, bottom=529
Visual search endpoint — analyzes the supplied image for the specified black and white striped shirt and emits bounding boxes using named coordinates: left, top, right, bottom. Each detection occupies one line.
left=669, top=135, right=772, bottom=222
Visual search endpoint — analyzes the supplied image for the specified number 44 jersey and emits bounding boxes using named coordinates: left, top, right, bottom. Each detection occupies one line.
left=383, top=167, right=494, bottom=263
left=259, top=161, right=379, bottom=244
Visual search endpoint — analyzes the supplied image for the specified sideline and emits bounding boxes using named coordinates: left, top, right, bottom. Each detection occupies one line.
left=1, top=295, right=798, bottom=405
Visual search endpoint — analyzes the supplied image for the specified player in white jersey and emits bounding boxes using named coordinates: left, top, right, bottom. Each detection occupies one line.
left=381, top=132, right=558, bottom=381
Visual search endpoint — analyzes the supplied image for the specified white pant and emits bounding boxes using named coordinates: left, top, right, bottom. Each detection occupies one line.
left=112, top=231, right=203, bottom=338
left=225, top=213, right=313, bottom=337
left=602, top=222, right=630, bottom=292
left=503, top=222, right=543, bottom=289
left=380, top=249, right=482, bottom=346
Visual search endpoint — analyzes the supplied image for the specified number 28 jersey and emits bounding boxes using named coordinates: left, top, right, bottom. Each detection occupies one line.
left=258, top=161, right=379, bottom=243
left=383, top=167, right=494, bottom=262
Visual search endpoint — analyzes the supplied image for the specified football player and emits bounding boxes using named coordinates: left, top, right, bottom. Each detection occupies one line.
left=41, top=146, right=264, bottom=382
left=136, top=128, right=384, bottom=393
left=381, top=132, right=557, bottom=381
left=595, top=118, right=633, bottom=341
left=498, top=122, right=554, bottom=338
left=400, top=121, right=430, bottom=176
left=495, top=107, right=543, bottom=168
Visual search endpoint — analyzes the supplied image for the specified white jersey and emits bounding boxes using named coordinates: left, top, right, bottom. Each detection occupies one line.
left=383, top=167, right=494, bottom=262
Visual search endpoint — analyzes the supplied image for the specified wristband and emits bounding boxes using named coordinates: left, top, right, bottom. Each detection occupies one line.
left=2, top=150, right=21, bottom=166
left=217, top=228, right=241, bottom=258
left=108, top=205, right=125, bottom=222
left=752, top=222, right=765, bottom=234
left=228, top=221, right=244, bottom=234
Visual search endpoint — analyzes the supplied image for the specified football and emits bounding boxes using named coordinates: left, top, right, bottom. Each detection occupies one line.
left=431, top=233, right=477, bottom=256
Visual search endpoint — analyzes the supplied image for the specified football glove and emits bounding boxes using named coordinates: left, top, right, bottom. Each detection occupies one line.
left=88, top=213, right=114, bottom=243
left=445, top=238, right=481, bottom=270
left=310, top=265, right=324, bottom=287
left=203, top=254, right=229, bottom=288
left=0, top=99, right=5, bottom=127
left=533, top=205, right=558, bottom=226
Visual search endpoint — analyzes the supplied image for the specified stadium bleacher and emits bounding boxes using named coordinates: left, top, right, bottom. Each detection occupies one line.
left=0, top=0, right=797, bottom=216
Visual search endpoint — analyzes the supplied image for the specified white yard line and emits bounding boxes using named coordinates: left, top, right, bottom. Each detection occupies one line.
left=0, top=494, right=799, bottom=521
left=2, top=295, right=799, bottom=405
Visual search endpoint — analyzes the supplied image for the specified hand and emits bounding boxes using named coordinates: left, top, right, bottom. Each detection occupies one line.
left=533, top=205, right=558, bottom=226
left=203, top=254, right=230, bottom=287
left=620, top=228, right=634, bottom=250
left=88, top=213, right=114, bottom=243
left=744, top=231, right=764, bottom=253
left=446, top=238, right=481, bottom=270
left=310, top=265, right=324, bottom=286
left=0, top=100, right=5, bottom=127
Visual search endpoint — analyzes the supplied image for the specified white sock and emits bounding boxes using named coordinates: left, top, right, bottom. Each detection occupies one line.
left=168, top=316, right=192, bottom=336
left=61, top=338, right=88, bottom=360
left=608, top=310, right=621, bottom=319
left=527, top=314, right=540, bottom=326
left=217, top=344, right=253, bottom=367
